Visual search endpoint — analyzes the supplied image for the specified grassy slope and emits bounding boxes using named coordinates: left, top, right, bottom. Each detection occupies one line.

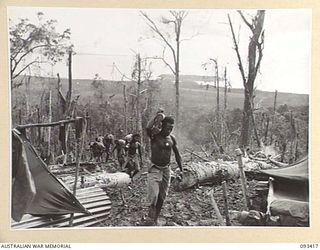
left=11, top=76, right=309, bottom=111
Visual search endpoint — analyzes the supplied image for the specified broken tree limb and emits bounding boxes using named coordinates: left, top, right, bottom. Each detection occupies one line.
left=235, top=148, right=249, bottom=211
left=208, top=189, right=225, bottom=226
left=97, top=172, right=131, bottom=189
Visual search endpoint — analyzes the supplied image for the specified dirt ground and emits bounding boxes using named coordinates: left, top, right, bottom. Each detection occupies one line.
left=93, top=161, right=266, bottom=227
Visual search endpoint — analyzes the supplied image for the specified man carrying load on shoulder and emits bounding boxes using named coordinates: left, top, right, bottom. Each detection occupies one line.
left=142, top=109, right=183, bottom=226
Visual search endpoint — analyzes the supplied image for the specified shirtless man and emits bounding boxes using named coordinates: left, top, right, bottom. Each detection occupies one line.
left=89, top=137, right=105, bottom=162
left=143, top=112, right=182, bottom=226
left=103, top=134, right=114, bottom=163
left=123, top=134, right=143, bottom=178
left=112, top=139, right=126, bottom=169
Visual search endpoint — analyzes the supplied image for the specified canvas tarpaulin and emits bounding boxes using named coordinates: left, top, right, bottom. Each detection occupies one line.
left=12, top=129, right=88, bottom=222
left=260, top=157, right=308, bottom=182
left=260, top=157, right=309, bottom=226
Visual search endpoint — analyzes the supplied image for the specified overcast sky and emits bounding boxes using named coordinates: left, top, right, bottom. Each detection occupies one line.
left=8, top=7, right=311, bottom=94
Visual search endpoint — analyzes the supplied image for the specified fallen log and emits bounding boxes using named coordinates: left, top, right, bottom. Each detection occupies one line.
left=59, top=171, right=131, bottom=190
left=171, top=158, right=274, bottom=191
left=97, top=172, right=131, bottom=189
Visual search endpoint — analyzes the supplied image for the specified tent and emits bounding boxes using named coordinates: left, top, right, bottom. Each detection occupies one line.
left=260, top=157, right=309, bottom=226
left=12, top=129, right=89, bottom=222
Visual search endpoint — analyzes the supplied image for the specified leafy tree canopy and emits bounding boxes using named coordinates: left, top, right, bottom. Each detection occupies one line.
left=10, top=12, right=73, bottom=88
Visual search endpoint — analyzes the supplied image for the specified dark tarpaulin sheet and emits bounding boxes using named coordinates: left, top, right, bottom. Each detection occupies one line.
left=260, top=157, right=308, bottom=182
left=262, top=157, right=309, bottom=225
left=12, top=129, right=88, bottom=222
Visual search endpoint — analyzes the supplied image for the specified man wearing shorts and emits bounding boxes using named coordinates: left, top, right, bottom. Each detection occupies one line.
left=144, top=112, right=183, bottom=226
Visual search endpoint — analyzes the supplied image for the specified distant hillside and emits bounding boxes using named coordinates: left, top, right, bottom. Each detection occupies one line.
left=11, top=75, right=309, bottom=111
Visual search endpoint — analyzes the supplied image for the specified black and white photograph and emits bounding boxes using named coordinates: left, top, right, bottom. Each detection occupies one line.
left=9, top=7, right=310, bottom=229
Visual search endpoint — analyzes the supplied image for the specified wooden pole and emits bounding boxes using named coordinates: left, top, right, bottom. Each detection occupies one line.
left=222, top=181, right=231, bottom=226
left=69, top=117, right=87, bottom=226
left=235, top=148, right=249, bottom=210
left=209, top=189, right=225, bottom=226
left=16, top=118, right=80, bottom=130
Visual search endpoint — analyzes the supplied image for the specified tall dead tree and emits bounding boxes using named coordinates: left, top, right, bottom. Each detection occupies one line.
left=131, top=54, right=153, bottom=144
left=140, top=11, right=188, bottom=131
left=123, top=84, right=128, bottom=134
left=270, top=90, right=278, bottom=144
left=224, top=67, right=228, bottom=111
left=135, top=54, right=143, bottom=139
left=223, top=66, right=228, bottom=149
left=47, top=89, right=52, bottom=162
left=212, top=59, right=221, bottom=146
left=228, top=10, right=265, bottom=149
left=66, top=50, right=73, bottom=109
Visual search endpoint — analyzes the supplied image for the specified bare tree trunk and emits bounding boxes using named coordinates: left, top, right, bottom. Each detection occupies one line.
left=140, top=11, right=187, bottom=135
left=240, top=94, right=251, bottom=148
left=250, top=107, right=261, bottom=148
left=37, top=106, right=41, bottom=146
left=264, top=115, right=270, bottom=143
left=215, top=60, right=221, bottom=146
left=123, top=85, right=128, bottom=134
left=224, top=67, right=227, bottom=110
left=64, top=51, right=74, bottom=164
left=47, top=90, right=52, bottom=162
left=270, top=90, right=278, bottom=144
left=228, top=11, right=265, bottom=149
left=281, top=141, right=287, bottom=162
left=102, top=114, right=105, bottom=136
left=66, top=50, right=72, bottom=108
left=175, top=39, right=180, bottom=133
left=136, top=54, right=143, bottom=141
left=25, top=75, right=31, bottom=118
